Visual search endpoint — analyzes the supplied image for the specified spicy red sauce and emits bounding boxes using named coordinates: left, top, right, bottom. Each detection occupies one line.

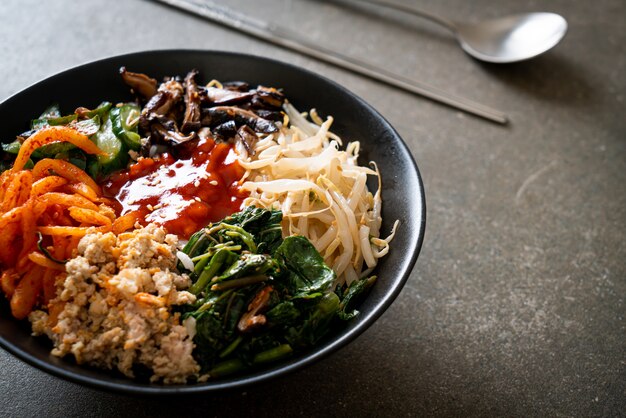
left=103, top=136, right=248, bottom=239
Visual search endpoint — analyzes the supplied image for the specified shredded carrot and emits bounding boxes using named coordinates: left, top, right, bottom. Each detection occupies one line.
left=112, top=211, right=140, bottom=234
left=10, top=265, right=43, bottom=320
left=42, top=269, right=59, bottom=304
left=65, top=182, right=99, bottom=202
left=0, top=221, right=21, bottom=267
left=39, top=192, right=99, bottom=211
left=33, top=159, right=101, bottom=195
left=68, top=207, right=112, bottom=227
left=28, top=252, right=66, bottom=271
left=0, top=154, right=117, bottom=320
left=12, top=126, right=105, bottom=172
left=30, top=176, right=68, bottom=198
left=2, top=171, right=32, bottom=212
left=0, top=269, right=20, bottom=299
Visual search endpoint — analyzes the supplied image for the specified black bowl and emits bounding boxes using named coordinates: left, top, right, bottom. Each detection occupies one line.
left=0, top=50, right=426, bottom=394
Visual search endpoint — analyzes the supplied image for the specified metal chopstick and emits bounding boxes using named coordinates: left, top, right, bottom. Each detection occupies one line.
left=153, top=0, right=509, bottom=124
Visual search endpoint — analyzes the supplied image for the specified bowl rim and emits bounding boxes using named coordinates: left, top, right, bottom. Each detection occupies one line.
left=0, top=48, right=426, bottom=394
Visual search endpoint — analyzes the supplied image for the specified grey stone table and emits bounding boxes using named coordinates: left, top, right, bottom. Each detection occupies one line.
left=1, top=0, right=624, bottom=416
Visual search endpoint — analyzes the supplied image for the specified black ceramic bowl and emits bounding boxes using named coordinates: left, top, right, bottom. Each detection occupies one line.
left=0, top=50, right=425, bottom=394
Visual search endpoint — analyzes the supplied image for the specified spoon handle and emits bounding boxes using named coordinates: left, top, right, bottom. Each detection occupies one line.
left=154, top=0, right=507, bottom=124
left=356, top=0, right=458, bottom=31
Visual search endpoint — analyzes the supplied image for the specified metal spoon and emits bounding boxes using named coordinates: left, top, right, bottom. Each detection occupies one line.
left=357, top=0, right=568, bottom=63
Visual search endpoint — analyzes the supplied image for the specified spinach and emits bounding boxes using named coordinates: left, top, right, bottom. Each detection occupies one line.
left=286, top=292, right=341, bottom=347
left=217, top=253, right=275, bottom=282
left=337, top=276, right=377, bottom=320
left=222, top=206, right=283, bottom=253
left=181, top=228, right=215, bottom=260
left=179, top=205, right=283, bottom=271
left=274, top=236, right=336, bottom=299
left=266, top=301, right=300, bottom=326
left=189, top=248, right=236, bottom=294
left=180, top=206, right=372, bottom=378
left=194, top=310, right=227, bottom=356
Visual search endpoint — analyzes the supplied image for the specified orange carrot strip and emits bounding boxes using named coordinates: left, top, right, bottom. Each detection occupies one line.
left=28, top=252, right=66, bottom=271
left=135, top=292, right=166, bottom=308
left=2, top=174, right=20, bottom=212
left=112, top=211, right=140, bottom=234
left=12, top=126, right=105, bottom=172
left=0, top=206, right=24, bottom=230
left=1, top=269, right=20, bottom=298
left=10, top=265, right=43, bottom=320
left=0, top=170, right=12, bottom=203
left=38, top=225, right=109, bottom=237
left=2, top=170, right=30, bottom=212
left=39, top=192, right=99, bottom=211
left=96, top=196, right=117, bottom=207
left=68, top=207, right=112, bottom=226
left=65, top=182, right=99, bottom=202
left=97, top=204, right=116, bottom=222
left=52, top=236, right=70, bottom=261
left=42, top=269, right=59, bottom=304
left=20, top=199, right=46, bottom=253
left=32, top=159, right=101, bottom=195
left=37, top=226, right=90, bottom=237
left=67, top=236, right=82, bottom=258
left=16, top=199, right=50, bottom=270
left=30, top=176, right=68, bottom=198
left=0, top=222, right=20, bottom=269
left=17, top=199, right=38, bottom=263
left=15, top=170, right=33, bottom=207
left=47, top=293, right=66, bottom=327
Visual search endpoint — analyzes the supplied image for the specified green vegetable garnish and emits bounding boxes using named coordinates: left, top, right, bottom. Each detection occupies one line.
left=110, top=103, right=142, bottom=150
left=180, top=206, right=372, bottom=378
left=36, top=232, right=67, bottom=264
left=92, top=111, right=128, bottom=175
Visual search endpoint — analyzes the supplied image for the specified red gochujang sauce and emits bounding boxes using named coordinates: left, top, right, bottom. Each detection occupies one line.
left=103, top=136, right=248, bottom=239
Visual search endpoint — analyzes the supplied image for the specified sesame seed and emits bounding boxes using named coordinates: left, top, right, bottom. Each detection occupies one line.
left=209, top=180, right=218, bottom=186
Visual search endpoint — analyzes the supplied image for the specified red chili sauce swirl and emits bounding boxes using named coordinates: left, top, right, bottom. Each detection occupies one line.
left=103, top=135, right=247, bottom=239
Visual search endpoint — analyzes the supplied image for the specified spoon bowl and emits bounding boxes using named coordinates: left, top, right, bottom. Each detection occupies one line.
left=455, top=13, right=568, bottom=63
left=357, top=0, right=568, bottom=63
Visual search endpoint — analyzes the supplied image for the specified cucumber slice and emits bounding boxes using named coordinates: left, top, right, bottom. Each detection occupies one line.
left=93, top=114, right=128, bottom=174
left=48, top=114, right=78, bottom=126
left=111, top=103, right=142, bottom=151
left=72, top=115, right=101, bottom=137
left=32, top=142, right=77, bottom=159
left=31, top=103, right=61, bottom=130
left=85, top=102, right=112, bottom=119
left=2, top=140, right=21, bottom=154
left=38, top=103, right=61, bottom=119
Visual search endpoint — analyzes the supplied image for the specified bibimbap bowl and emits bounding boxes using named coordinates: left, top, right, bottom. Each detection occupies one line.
left=0, top=50, right=425, bottom=394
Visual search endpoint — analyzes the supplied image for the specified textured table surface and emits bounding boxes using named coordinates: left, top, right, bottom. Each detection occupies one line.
left=1, top=0, right=624, bottom=416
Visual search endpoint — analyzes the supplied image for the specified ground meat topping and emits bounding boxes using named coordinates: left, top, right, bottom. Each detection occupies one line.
left=30, top=224, right=200, bottom=384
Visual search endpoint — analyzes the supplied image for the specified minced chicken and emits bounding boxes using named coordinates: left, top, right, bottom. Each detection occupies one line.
left=30, top=224, right=202, bottom=384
